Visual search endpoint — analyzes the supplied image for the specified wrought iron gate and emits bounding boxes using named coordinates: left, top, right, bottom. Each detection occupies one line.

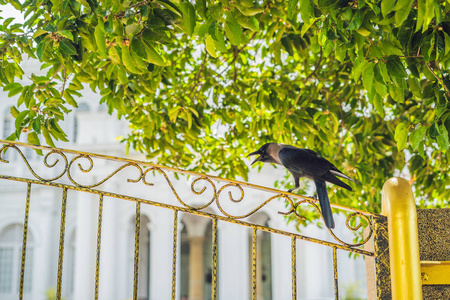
left=0, top=140, right=391, bottom=300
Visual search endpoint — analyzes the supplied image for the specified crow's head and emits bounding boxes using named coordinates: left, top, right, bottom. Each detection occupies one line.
left=247, top=143, right=282, bottom=165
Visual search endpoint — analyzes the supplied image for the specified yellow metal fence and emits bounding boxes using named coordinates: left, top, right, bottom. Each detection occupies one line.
left=0, top=140, right=380, bottom=300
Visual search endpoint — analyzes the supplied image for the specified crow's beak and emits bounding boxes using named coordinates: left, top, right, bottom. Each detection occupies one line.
left=247, top=150, right=261, bottom=166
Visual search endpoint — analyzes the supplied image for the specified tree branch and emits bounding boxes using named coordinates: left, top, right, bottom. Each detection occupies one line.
left=425, top=62, right=450, bottom=97
left=35, top=65, right=65, bottom=90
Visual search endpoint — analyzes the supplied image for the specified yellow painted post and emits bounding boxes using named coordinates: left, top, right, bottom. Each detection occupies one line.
left=381, top=177, right=422, bottom=300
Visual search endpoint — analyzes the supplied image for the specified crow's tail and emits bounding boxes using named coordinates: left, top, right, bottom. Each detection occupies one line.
left=314, top=179, right=335, bottom=229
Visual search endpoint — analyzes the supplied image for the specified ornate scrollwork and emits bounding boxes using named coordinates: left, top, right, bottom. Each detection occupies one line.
left=279, top=196, right=374, bottom=247
left=0, top=144, right=68, bottom=181
left=0, top=141, right=375, bottom=249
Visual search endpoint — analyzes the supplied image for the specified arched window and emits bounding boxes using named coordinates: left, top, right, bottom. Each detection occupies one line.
left=179, top=215, right=213, bottom=300
left=0, top=224, right=34, bottom=298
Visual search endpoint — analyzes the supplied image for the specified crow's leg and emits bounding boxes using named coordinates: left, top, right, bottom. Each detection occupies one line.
left=287, top=176, right=300, bottom=193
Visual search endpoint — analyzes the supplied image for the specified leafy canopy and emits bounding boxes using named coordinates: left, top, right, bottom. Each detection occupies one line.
left=1, top=0, right=450, bottom=215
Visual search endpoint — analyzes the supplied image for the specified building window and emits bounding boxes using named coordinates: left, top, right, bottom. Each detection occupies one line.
left=0, top=224, right=34, bottom=297
left=180, top=222, right=190, bottom=298
left=2, top=113, right=14, bottom=161
left=3, top=111, right=12, bottom=139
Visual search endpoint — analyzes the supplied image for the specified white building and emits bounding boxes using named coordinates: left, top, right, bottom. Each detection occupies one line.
left=0, top=59, right=368, bottom=300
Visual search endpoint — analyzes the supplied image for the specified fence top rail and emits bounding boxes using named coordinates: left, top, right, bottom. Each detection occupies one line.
left=0, top=139, right=376, bottom=217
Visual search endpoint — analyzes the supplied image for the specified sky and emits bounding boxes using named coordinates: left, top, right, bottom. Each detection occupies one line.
left=1, top=3, right=25, bottom=23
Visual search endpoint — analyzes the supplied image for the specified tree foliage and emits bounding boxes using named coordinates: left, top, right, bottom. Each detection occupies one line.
left=1, top=0, right=450, bottom=215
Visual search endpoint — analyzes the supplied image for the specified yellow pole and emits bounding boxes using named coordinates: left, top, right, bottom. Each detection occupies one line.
left=381, top=177, right=422, bottom=300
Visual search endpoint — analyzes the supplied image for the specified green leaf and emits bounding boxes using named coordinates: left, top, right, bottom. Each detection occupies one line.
left=352, top=57, right=368, bottom=81
left=205, top=35, right=217, bottom=57
left=379, top=41, right=403, bottom=56
left=408, top=78, right=422, bottom=98
left=224, top=20, right=241, bottom=45
left=36, top=39, right=49, bottom=60
left=436, top=124, right=449, bottom=151
left=10, top=106, right=20, bottom=118
left=287, top=0, right=298, bottom=19
left=381, top=0, right=395, bottom=18
left=42, top=127, right=56, bottom=147
left=348, top=10, right=363, bottom=30
left=394, top=0, right=414, bottom=27
left=27, top=131, right=40, bottom=145
left=444, top=32, right=450, bottom=57
left=32, top=118, right=41, bottom=134
left=299, top=0, right=314, bottom=26
left=63, top=90, right=78, bottom=107
left=15, top=110, right=29, bottom=129
left=125, top=24, right=141, bottom=36
left=373, top=93, right=384, bottom=115
left=362, top=62, right=374, bottom=92
left=141, top=39, right=165, bottom=66
left=410, top=126, right=427, bottom=151
left=95, top=23, right=106, bottom=58
left=213, top=28, right=227, bottom=52
left=180, top=2, right=196, bottom=36
left=395, top=123, right=409, bottom=151
left=154, top=0, right=183, bottom=17
left=386, top=57, right=407, bottom=78
left=32, top=29, right=48, bottom=39
left=235, top=14, right=259, bottom=32
left=108, top=46, right=121, bottom=64
left=59, top=30, right=73, bottom=41
left=60, top=40, right=77, bottom=56
left=122, top=46, right=143, bottom=74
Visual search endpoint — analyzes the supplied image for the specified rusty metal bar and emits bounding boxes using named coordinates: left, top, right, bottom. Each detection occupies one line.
left=251, top=228, right=257, bottom=300
left=292, top=237, right=297, bottom=300
left=133, top=202, right=141, bottom=300
left=333, top=247, right=339, bottom=300
left=56, top=187, right=68, bottom=299
left=211, top=218, right=218, bottom=300
left=19, top=182, right=32, bottom=300
left=94, top=194, right=104, bottom=300
left=171, top=210, right=179, bottom=300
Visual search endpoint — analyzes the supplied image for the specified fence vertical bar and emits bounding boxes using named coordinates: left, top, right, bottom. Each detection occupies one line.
left=133, top=202, right=141, bottom=300
left=211, top=218, right=218, bottom=300
left=251, top=228, right=257, bottom=300
left=333, top=247, right=339, bottom=300
left=292, top=237, right=297, bottom=300
left=171, top=210, right=179, bottom=300
left=382, top=177, right=422, bottom=300
left=19, top=182, right=32, bottom=300
left=94, top=194, right=104, bottom=300
left=56, top=187, right=68, bottom=299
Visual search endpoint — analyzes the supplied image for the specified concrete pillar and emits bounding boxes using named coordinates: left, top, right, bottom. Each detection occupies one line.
left=182, top=214, right=211, bottom=300
left=189, top=236, right=205, bottom=300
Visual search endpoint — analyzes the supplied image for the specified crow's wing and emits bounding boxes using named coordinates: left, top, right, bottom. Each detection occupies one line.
left=279, top=146, right=352, bottom=191
left=278, top=147, right=333, bottom=177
